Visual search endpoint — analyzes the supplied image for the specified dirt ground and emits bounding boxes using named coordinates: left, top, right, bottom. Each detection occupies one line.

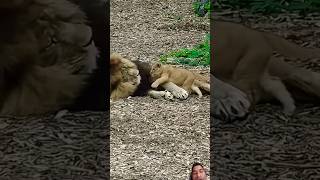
left=110, top=0, right=210, bottom=179
left=0, top=111, right=108, bottom=179
left=212, top=11, right=320, bottom=179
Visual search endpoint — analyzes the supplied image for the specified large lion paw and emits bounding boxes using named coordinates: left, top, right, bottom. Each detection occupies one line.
left=211, top=95, right=250, bottom=121
left=170, top=88, right=188, bottom=100
left=164, top=90, right=174, bottom=100
left=211, top=75, right=251, bottom=121
left=161, top=82, right=188, bottom=100
left=148, top=90, right=173, bottom=100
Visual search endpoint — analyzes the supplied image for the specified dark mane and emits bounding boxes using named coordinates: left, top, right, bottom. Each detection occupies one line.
left=132, top=61, right=153, bottom=96
left=67, top=0, right=109, bottom=111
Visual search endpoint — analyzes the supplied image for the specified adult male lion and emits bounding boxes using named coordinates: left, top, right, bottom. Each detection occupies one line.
left=211, top=20, right=320, bottom=121
left=0, top=0, right=108, bottom=115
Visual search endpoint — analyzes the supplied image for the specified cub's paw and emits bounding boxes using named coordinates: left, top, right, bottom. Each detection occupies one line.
left=151, top=82, right=159, bottom=89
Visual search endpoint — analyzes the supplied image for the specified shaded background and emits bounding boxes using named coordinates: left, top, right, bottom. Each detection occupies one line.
left=212, top=6, right=320, bottom=179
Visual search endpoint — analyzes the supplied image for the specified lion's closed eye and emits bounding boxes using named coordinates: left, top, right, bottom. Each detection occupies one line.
left=39, top=35, right=58, bottom=53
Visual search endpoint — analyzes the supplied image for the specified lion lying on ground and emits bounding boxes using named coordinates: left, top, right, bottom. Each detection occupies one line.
left=110, top=53, right=189, bottom=102
left=212, top=20, right=320, bottom=121
left=150, top=63, right=210, bottom=98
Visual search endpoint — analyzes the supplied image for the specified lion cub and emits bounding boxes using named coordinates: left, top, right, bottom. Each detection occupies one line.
left=150, top=63, right=210, bottom=98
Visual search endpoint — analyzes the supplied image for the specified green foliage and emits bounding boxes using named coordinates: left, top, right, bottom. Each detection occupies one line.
left=193, top=0, right=212, bottom=17
left=160, top=34, right=210, bottom=67
left=214, top=0, right=320, bottom=15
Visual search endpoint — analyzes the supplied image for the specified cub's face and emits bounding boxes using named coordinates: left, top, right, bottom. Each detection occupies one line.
left=150, top=63, right=163, bottom=79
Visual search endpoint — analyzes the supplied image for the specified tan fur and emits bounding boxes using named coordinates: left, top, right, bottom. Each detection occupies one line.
left=109, top=53, right=141, bottom=101
left=150, top=63, right=210, bottom=98
left=0, top=0, right=97, bottom=115
left=213, top=20, right=320, bottom=119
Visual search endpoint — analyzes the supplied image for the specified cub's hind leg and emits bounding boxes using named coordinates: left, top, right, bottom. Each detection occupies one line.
left=194, top=79, right=210, bottom=93
left=181, top=76, right=195, bottom=95
left=191, top=84, right=203, bottom=98
left=232, top=48, right=272, bottom=103
left=268, top=57, right=320, bottom=100
left=260, top=74, right=296, bottom=115
left=200, top=82, right=210, bottom=92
